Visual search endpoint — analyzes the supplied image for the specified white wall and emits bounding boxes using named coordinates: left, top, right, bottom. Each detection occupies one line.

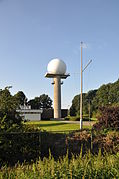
left=24, top=113, right=41, bottom=121
left=17, top=109, right=43, bottom=121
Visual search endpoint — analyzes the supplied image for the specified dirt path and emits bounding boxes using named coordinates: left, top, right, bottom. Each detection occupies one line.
left=59, top=120, right=96, bottom=126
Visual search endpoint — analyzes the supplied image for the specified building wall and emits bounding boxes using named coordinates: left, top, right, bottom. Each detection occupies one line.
left=23, top=113, right=41, bottom=121
left=17, top=109, right=43, bottom=121
left=17, top=109, right=68, bottom=121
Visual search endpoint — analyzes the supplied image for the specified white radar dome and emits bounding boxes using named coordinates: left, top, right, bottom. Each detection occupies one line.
left=47, top=58, right=66, bottom=75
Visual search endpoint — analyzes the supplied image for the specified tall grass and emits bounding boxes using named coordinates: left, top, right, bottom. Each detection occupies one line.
left=0, top=151, right=119, bottom=178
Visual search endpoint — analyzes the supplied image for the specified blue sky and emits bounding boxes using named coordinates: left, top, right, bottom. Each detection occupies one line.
left=0, top=0, right=119, bottom=108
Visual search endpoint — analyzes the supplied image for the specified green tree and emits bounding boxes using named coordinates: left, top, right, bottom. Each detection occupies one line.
left=70, top=95, right=79, bottom=116
left=70, top=79, right=119, bottom=117
left=39, top=94, right=52, bottom=108
left=28, top=94, right=52, bottom=109
left=14, top=91, right=27, bottom=107
left=84, top=90, right=97, bottom=116
left=108, top=79, right=119, bottom=105
left=70, top=90, right=97, bottom=117
left=92, top=84, right=111, bottom=109
left=0, top=88, right=22, bottom=131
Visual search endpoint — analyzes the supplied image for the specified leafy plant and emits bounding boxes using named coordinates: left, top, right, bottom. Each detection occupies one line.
left=93, top=106, right=119, bottom=130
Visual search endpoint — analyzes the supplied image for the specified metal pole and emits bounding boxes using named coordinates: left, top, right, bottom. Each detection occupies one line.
left=82, top=60, right=92, bottom=72
left=89, top=100, right=91, bottom=121
left=80, top=42, right=83, bottom=129
left=89, top=100, right=91, bottom=127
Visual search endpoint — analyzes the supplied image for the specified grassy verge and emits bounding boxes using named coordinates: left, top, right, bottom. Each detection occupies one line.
left=24, top=121, right=92, bottom=132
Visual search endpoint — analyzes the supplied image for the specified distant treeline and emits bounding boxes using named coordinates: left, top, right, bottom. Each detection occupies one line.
left=70, top=79, right=119, bottom=117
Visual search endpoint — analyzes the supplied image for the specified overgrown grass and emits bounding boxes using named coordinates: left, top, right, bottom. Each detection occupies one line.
left=0, top=151, right=119, bottom=178
left=25, top=121, right=92, bottom=132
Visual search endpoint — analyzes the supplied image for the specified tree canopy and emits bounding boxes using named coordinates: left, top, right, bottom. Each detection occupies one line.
left=70, top=79, right=119, bottom=117
left=28, top=94, right=52, bottom=109
left=0, top=88, right=22, bottom=131
left=14, top=91, right=27, bottom=107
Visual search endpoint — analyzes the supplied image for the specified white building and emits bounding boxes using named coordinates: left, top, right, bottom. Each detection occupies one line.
left=17, top=105, right=43, bottom=121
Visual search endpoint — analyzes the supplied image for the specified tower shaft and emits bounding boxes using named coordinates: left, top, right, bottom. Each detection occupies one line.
left=54, top=76, right=61, bottom=119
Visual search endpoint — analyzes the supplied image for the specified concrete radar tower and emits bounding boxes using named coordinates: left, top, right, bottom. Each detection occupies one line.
left=45, top=58, right=70, bottom=119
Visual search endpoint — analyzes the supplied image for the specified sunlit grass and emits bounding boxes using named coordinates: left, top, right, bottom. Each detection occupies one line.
left=25, top=121, right=92, bottom=132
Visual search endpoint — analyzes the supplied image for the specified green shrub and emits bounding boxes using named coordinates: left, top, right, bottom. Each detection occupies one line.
left=0, top=132, right=41, bottom=166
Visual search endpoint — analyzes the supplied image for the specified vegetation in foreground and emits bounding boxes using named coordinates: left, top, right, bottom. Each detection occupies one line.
left=0, top=151, right=119, bottom=179
left=0, top=87, right=119, bottom=178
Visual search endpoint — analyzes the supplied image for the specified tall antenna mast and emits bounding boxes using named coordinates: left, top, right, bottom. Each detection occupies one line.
left=80, top=42, right=83, bottom=129
left=80, top=42, right=92, bottom=130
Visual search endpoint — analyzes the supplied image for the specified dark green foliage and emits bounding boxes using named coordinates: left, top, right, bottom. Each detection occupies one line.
left=0, top=132, right=40, bottom=166
left=70, top=105, right=77, bottom=116
left=14, top=91, right=27, bottom=107
left=28, top=94, right=52, bottom=109
left=70, top=95, right=79, bottom=116
left=40, top=132, right=67, bottom=159
left=0, top=130, right=118, bottom=166
left=27, top=98, right=40, bottom=109
left=108, top=79, right=119, bottom=104
left=0, top=89, right=22, bottom=132
left=39, top=94, right=52, bottom=108
left=70, top=90, right=97, bottom=116
left=92, top=84, right=112, bottom=113
left=70, top=79, right=119, bottom=117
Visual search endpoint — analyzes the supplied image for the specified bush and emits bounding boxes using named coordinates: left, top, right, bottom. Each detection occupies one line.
left=0, top=130, right=118, bottom=166
left=0, top=132, right=41, bottom=166
left=93, top=106, right=119, bottom=130
left=92, top=130, right=119, bottom=154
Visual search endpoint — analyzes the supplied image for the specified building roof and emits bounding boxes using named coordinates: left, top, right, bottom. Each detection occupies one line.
left=17, top=109, right=43, bottom=113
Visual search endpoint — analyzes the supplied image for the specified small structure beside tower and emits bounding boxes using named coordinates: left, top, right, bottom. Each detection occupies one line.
left=45, top=58, right=70, bottom=119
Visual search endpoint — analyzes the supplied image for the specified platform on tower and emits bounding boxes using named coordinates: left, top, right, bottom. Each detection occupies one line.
left=45, top=73, right=70, bottom=79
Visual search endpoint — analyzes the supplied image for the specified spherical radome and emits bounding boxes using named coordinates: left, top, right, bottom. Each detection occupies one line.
left=47, top=58, right=66, bottom=74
